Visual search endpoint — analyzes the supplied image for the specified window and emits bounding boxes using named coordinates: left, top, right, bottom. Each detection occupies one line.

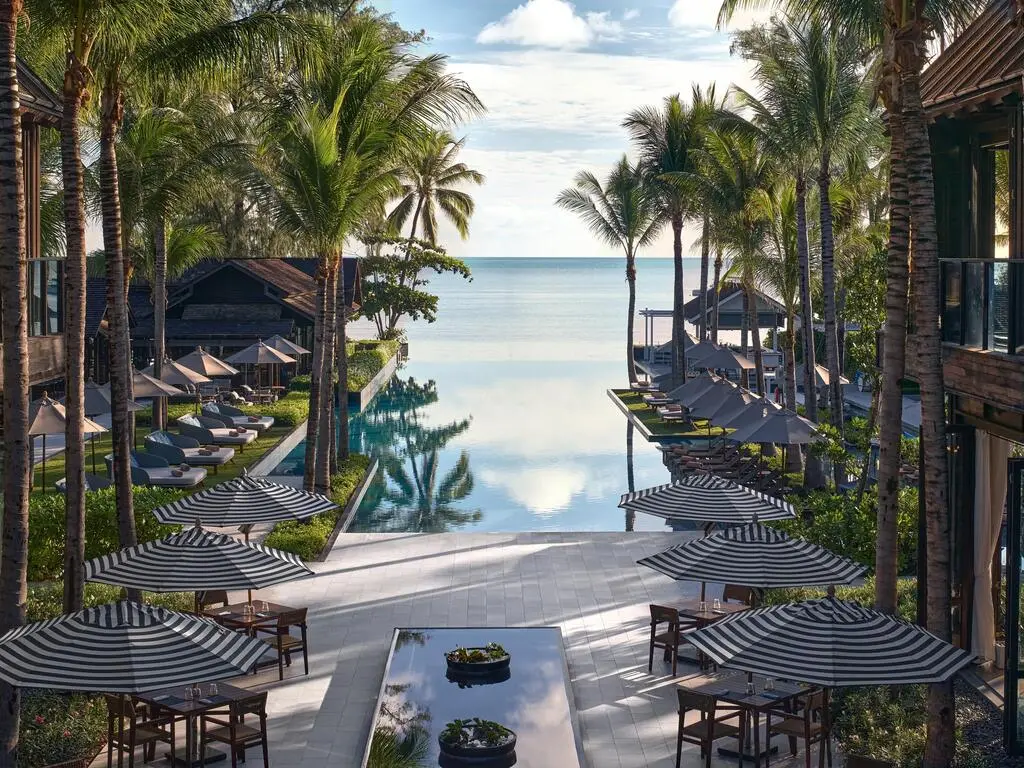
left=28, top=258, right=61, bottom=337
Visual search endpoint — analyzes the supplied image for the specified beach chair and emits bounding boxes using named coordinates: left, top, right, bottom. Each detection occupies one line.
left=176, top=414, right=257, bottom=451
left=201, top=403, right=274, bottom=433
left=144, top=431, right=235, bottom=474
left=105, top=452, right=207, bottom=489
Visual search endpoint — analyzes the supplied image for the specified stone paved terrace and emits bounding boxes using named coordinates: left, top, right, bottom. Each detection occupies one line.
left=105, top=531, right=817, bottom=768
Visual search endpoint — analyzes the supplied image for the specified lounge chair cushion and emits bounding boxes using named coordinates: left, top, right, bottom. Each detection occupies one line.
left=141, top=466, right=207, bottom=488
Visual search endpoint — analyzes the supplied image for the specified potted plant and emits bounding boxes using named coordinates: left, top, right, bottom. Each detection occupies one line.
left=445, top=643, right=511, bottom=677
left=438, top=718, right=516, bottom=761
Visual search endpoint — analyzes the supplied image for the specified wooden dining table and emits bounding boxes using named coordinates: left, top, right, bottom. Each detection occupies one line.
left=679, top=670, right=815, bottom=766
left=673, top=599, right=751, bottom=627
left=204, top=601, right=296, bottom=633
left=136, top=680, right=254, bottom=767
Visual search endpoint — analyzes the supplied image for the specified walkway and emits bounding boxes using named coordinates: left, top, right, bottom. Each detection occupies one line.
left=181, top=531, right=811, bottom=768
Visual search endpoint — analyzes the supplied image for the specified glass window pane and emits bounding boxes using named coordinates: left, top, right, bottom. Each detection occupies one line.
left=993, top=262, right=1010, bottom=352
left=964, top=261, right=985, bottom=347
left=942, top=262, right=962, bottom=343
left=29, top=260, right=42, bottom=337
left=45, top=260, right=60, bottom=334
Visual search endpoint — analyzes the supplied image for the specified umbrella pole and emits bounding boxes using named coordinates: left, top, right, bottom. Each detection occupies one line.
left=700, top=582, right=706, bottom=602
left=91, top=431, right=98, bottom=475
left=41, top=434, right=46, bottom=494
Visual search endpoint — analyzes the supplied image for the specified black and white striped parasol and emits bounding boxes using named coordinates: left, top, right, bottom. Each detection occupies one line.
left=619, top=474, right=796, bottom=523
left=84, top=527, right=312, bottom=593
left=683, top=597, right=974, bottom=686
left=637, top=523, right=867, bottom=587
left=0, top=601, right=266, bottom=692
left=148, top=472, right=337, bottom=528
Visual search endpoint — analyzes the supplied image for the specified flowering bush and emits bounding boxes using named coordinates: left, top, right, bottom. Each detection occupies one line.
left=20, top=690, right=107, bottom=766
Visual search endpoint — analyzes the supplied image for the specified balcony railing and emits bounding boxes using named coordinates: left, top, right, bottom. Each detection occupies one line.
left=940, top=258, right=1024, bottom=355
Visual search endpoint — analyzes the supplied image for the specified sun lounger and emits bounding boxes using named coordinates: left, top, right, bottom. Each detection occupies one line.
left=144, top=431, right=235, bottom=473
left=104, top=452, right=207, bottom=488
left=201, top=403, right=274, bottom=432
left=177, top=414, right=257, bottom=451
left=54, top=473, right=112, bottom=494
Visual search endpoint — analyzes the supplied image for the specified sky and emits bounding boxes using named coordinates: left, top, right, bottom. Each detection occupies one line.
left=378, top=0, right=771, bottom=258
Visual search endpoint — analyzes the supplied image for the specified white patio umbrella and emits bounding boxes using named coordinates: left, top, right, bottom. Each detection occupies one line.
left=174, top=346, right=240, bottom=378
left=29, top=393, right=107, bottom=492
left=226, top=340, right=296, bottom=388
left=144, top=358, right=212, bottom=392
left=264, top=334, right=311, bottom=357
left=61, top=381, right=143, bottom=473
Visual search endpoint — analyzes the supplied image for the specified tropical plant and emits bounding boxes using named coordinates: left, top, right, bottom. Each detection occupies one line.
left=623, top=92, right=709, bottom=385
left=0, top=1, right=30, bottom=760
left=556, top=156, right=665, bottom=384
left=385, top=130, right=484, bottom=245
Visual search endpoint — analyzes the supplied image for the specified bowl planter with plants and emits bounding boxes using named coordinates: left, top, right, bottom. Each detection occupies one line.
left=438, top=718, right=516, bottom=761
left=445, top=643, right=511, bottom=677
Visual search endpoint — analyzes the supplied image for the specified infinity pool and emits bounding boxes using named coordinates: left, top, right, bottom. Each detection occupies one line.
left=269, top=257, right=692, bottom=532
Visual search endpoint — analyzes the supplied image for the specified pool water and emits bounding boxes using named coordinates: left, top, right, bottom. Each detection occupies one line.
left=271, top=257, right=700, bottom=532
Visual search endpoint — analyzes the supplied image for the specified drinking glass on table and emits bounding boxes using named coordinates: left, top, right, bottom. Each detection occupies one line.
left=242, top=604, right=253, bottom=619
left=765, top=678, right=775, bottom=691
left=184, top=686, right=194, bottom=701
left=191, top=684, right=202, bottom=700
left=698, top=600, right=707, bottom=614
left=260, top=600, right=269, bottom=613
left=713, top=598, right=721, bottom=611
left=208, top=683, right=219, bottom=697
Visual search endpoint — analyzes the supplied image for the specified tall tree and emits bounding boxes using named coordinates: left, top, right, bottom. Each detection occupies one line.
left=556, top=157, right=665, bottom=385
left=0, top=1, right=29, bottom=761
left=385, top=130, right=484, bottom=246
left=623, top=92, right=708, bottom=386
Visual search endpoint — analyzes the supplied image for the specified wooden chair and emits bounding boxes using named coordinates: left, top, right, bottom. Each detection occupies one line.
left=198, top=590, right=230, bottom=611
left=722, top=585, right=755, bottom=606
left=766, top=689, right=832, bottom=768
left=255, top=607, right=309, bottom=680
left=675, top=690, right=745, bottom=768
left=199, top=691, right=269, bottom=768
left=105, top=694, right=176, bottom=768
left=648, top=605, right=699, bottom=676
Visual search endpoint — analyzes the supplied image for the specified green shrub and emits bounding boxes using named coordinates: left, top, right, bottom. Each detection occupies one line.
left=776, top=487, right=918, bottom=575
left=19, top=690, right=107, bottom=766
left=289, top=374, right=311, bottom=392
left=264, top=454, right=370, bottom=559
left=238, top=391, right=309, bottom=427
left=26, top=583, right=193, bottom=623
left=28, top=487, right=183, bottom=582
left=762, top=577, right=918, bottom=621
left=286, top=340, right=398, bottom=394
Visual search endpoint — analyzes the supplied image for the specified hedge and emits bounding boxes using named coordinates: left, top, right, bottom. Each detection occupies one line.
left=288, top=339, right=400, bottom=394
left=28, top=487, right=184, bottom=583
left=263, top=454, right=370, bottom=559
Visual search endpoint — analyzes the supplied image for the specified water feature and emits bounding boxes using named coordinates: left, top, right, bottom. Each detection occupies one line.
left=270, top=257, right=705, bottom=532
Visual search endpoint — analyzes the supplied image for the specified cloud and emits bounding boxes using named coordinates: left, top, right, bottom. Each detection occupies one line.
left=667, top=0, right=772, bottom=31
left=476, top=0, right=624, bottom=49
left=623, top=8, right=641, bottom=21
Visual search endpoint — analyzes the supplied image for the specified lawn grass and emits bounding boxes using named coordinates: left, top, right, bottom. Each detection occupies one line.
left=31, top=423, right=293, bottom=499
left=611, top=389, right=730, bottom=439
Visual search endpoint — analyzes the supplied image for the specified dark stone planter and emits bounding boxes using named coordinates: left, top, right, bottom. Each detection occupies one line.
left=445, top=666, right=511, bottom=688
left=438, top=732, right=517, bottom=763
left=445, top=650, right=511, bottom=677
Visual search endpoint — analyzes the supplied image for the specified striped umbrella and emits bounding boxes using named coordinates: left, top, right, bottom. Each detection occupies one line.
left=0, top=601, right=266, bottom=692
left=148, top=472, right=337, bottom=530
left=637, top=523, right=867, bottom=588
left=683, top=597, right=975, bottom=686
left=85, top=527, right=312, bottom=593
left=619, top=474, right=796, bottom=524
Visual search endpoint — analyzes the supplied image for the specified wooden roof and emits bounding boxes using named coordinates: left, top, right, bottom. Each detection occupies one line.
left=920, top=0, right=1024, bottom=117
left=17, top=58, right=60, bottom=125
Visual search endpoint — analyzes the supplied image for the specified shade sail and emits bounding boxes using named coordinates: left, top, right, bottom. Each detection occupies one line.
left=143, top=359, right=211, bottom=390
left=132, top=369, right=185, bottom=398
left=264, top=334, right=311, bottom=357
left=175, top=347, right=240, bottom=378
left=619, top=474, right=796, bottom=524
left=693, top=346, right=756, bottom=371
left=637, top=522, right=866, bottom=588
left=149, top=472, right=337, bottom=527
left=85, top=527, right=312, bottom=593
left=727, top=409, right=819, bottom=445
left=683, top=597, right=975, bottom=687
left=226, top=340, right=295, bottom=365
left=0, top=600, right=266, bottom=692
left=30, top=394, right=106, bottom=436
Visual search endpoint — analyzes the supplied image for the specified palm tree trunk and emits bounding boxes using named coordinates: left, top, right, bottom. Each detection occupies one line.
left=315, top=260, right=338, bottom=494
left=670, top=213, right=685, bottom=387
left=856, top=384, right=880, bottom=505
left=60, top=54, right=89, bottom=613
left=625, top=252, right=639, bottom=384
left=746, top=273, right=765, bottom=395
left=797, top=170, right=824, bottom=489
left=0, top=4, right=29, bottom=757
left=100, top=76, right=137, bottom=560
left=796, top=171, right=817, bottom=422
left=698, top=214, right=710, bottom=341
left=784, top=316, right=803, bottom=474
left=875, top=108, right=910, bottom=615
left=711, top=247, right=723, bottom=344
left=152, top=216, right=167, bottom=431
left=335, top=258, right=350, bottom=464
left=904, top=65, right=954, bottom=768
left=818, top=154, right=843, bottom=434
left=740, top=288, right=750, bottom=389
left=303, top=262, right=328, bottom=491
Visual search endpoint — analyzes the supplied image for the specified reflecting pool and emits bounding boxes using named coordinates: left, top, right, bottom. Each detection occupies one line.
left=271, top=257, right=694, bottom=532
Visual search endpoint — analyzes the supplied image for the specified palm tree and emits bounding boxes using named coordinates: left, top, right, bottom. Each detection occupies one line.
left=556, top=157, right=665, bottom=384
left=252, top=21, right=483, bottom=492
left=623, top=93, right=707, bottom=386
left=386, top=130, right=484, bottom=245
left=0, top=2, right=30, bottom=759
